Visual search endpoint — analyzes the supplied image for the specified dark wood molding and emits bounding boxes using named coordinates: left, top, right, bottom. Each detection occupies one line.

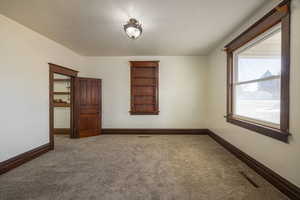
left=102, top=128, right=209, bottom=135
left=49, top=66, right=54, bottom=149
left=48, top=63, right=78, bottom=77
left=280, top=4, right=291, bottom=133
left=54, top=128, right=70, bottom=135
left=209, top=130, right=300, bottom=200
left=225, top=0, right=291, bottom=143
left=129, top=61, right=160, bottom=67
left=0, top=143, right=50, bottom=175
left=226, top=51, right=233, bottom=117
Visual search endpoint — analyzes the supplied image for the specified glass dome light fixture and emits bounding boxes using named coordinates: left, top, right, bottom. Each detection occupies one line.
left=123, top=18, right=143, bottom=39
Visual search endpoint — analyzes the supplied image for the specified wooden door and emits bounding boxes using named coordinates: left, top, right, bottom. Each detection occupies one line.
left=74, top=78, right=102, bottom=138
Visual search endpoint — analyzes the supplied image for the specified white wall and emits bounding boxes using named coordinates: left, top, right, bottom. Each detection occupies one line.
left=84, top=56, right=208, bottom=128
left=207, top=0, right=300, bottom=187
left=0, top=15, right=84, bottom=162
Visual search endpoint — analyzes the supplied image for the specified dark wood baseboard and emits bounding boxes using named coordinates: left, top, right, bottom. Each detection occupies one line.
left=102, top=128, right=209, bottom=135
left=0, top=143, right=51, bottom=175
left=54, top=128, right=70, bottom=135
left=208, top=130, right=300, bottom=200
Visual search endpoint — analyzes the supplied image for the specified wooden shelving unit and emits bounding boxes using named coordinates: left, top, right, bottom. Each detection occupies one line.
left=130, top=61, right=159, bottom=115
left=53, top=77, right=71, bottom=107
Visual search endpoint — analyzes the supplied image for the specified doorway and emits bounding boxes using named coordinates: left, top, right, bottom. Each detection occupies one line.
left=49, top=63, right=78, bottom=150
left=49, top=63, right=102, bottom=150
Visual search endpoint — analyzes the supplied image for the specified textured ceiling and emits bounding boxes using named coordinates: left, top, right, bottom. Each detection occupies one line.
left=0, top=0, right=268, bottom=56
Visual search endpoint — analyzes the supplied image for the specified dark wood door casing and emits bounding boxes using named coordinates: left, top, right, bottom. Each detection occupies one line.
left=74, top=77, right=102, bottom=138
left=49, top=63, right=78, bottom=150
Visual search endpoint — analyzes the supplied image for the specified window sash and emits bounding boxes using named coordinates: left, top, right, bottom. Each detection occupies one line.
left=232, top=24, right=281, bottom=84
left=231, top=24, right=282, bottom=128
left=232, top=77, right=281, bottom=128
left=232, top=84, right=281, bottom=127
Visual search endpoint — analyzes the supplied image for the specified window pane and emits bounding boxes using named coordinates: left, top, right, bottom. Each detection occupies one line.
left=234, top=78, right=280, bottom=125
left=236, top=30, right=281, bottom=82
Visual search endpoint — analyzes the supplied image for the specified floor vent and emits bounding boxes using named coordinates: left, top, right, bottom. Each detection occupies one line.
left=240, top=171, right=259, bottom=188
left=138, top=135, right=151, bottom=138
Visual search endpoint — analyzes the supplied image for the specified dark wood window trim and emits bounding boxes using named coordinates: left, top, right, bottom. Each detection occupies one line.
left=224, top=0, right=291, bottom=143
left=130, top=61, right=159, bottom=115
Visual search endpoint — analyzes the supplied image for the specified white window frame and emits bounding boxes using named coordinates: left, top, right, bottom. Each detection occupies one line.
left=232, top=23, right=282, bottom=129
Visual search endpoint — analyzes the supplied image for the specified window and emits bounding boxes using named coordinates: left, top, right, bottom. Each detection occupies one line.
left=130, top=61, right=159, bottom=115
left=225, top=0, right=290, bottom=142
left=233, top=25, right=281, bottom=127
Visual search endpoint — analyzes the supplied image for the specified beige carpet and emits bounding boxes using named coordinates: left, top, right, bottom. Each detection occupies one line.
left=0, top=135, right=288, bottom=200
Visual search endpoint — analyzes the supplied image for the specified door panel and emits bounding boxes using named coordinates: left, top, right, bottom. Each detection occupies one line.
left=74, top=78, right=101, bottom=138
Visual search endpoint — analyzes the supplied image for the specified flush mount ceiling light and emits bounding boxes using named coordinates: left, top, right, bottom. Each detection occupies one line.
left=123, top=18, right=143, bottom=39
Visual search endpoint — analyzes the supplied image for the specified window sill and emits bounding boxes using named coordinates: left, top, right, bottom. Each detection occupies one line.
left=226, top=116, right=289, bottom=143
